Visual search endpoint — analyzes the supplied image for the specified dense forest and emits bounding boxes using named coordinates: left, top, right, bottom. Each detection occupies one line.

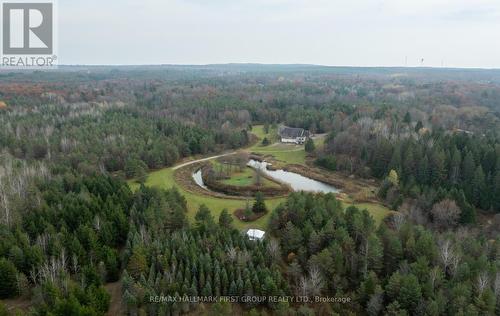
left=270, top=192, right=500, bottom=315
left=1, top=65, right=500, bottom=315
left=0, top=174, right=131, bottom=314
left=319, top=114, right=500, bottom=225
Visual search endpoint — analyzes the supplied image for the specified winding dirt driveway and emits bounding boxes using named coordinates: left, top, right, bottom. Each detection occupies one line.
left=172, top=152, right=236, bottom=170
left=171, top=132, right=325, bottom=171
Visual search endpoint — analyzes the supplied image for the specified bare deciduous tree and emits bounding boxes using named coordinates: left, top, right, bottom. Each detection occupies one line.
left=227, top=247, right=237, bottom=262
left=296, top=265, right=324, bottom=297
left=494, top=272, right=500, bottom=298
left=431, top=199, right=461, bottom=230
left=438, top=238, right=461, bottom=276
left=367, top=292, right=383, bottom=316
left=476, top=272, right=489, bottom=294
left=267, top=239, right=281, bottom=262
left=392, top=213, right=406, bottom=231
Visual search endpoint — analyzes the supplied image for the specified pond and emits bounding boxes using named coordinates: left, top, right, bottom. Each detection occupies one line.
left=247, top=159, right=340, bottom=193
left=192, top=169, right=208, bottom=190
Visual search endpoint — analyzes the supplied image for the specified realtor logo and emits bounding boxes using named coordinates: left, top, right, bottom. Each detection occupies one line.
left=3, top=3, right=52, bottom=54
left=1, top=1, right=57, bottom=68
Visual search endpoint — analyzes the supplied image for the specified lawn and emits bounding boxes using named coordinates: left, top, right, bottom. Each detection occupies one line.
left=254, top=145, right=307, bottom=165
left=222, top=167, right=280, bottom=188
left=344, top=202, right=392, bottom=225
left=250, top=125, right=279, bottom=144
left=221, top=167, right=254, bottom=186
left=250, top=125, right=308, bottom=165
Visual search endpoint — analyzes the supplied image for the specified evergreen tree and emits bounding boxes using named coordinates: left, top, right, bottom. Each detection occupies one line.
left=403, top=112, right=411, bottom=124
left=218, top=209, right=233, bottom=229
left=252, top=192, right=267, bottom=214
left=398, top=274, right=422, bottom=312
left=415, top=121, right=423, bottom=132
left=472, top=166, right=486, bottom=207
left=0, top=259, right=18, bottom=298
left=305, top=138, right=316, bottom=153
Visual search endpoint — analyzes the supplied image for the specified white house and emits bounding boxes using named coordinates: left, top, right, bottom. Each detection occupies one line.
left=279, top=126, right=309, bottom=144
left=246, top=229, right=265, bottom=241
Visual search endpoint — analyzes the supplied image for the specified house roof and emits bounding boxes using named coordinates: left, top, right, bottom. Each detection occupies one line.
left=279, top=126, right=307, bottom=138
left=247, top=229, right=265, bottom=240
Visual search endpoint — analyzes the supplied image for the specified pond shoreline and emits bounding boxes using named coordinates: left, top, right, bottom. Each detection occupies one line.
left=247, top=159, right=340, bottom=193
left=199, top=164, right=291, bottom=197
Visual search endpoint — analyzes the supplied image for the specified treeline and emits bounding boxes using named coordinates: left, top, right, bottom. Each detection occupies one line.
left=0, top=106, right=249, bottom=178
left=320, top=117, right=500, bottom=217
left=270, top=192, right=500, bottom=315
left=0, top=174, right=133, bottom=315
left=121, top=186, right=288, bottom=315
left=368, top=132, right=500, bottom=212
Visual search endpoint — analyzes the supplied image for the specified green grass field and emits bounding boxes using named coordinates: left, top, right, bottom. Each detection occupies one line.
left=221, top=167, right=254, bottom=186
left=128, top=168, right=285, bottom=230
left=250, top=125, right=279, bottom=144
left=345, top=202, right=392, bottom=225
left=249, top=125, right=307, bottom=164
left=222, top=167, right=280, bottom=188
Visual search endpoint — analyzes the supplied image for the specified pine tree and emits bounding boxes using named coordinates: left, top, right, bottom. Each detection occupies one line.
left=403, top=112, right=411, bottom=124
left=305, top=138, right=316, bottom=153
left=472, top=166, right=486, bottom=207
left=127, top=249, right=148, bottom=279
left=0, top=259, right=18, bottom=298
left=462, top=151, right=475, bottom=198
left=283, top=222, right=303, bottom=254
left=449, top=147, right=462, bottom=185
left=493, top=171, right=500, bottom=211
left=389, top=145, right=402, bottom=177
left=252, top=192, right=267, bottom=214
left=398, top=274, right=422, bottom=312
left=415, top=121, right=423, bottom=133
left=417, top=155, right=429, bottom=185
left=429, top=149, right=446, bottom=186
left=403, top=147, right=415, bottom=181
left=218, top=209, right=233, bottom=229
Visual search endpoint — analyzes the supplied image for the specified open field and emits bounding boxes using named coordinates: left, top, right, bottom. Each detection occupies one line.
left=221, top=167, right=281, bottom=188
left=249, top=124, right=279, bottom=143
left=128, top=168, right=285, bottom=230
left=345, top=201, right=392, bottom=225
left=221, top=167, right=254, bottom=186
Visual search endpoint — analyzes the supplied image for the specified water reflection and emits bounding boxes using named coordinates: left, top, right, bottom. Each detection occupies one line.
left=192, top=160, right=340, bottom=194
left=247, top=159, right=339, bottom=193
left=192, top=169, right=208, bottom=190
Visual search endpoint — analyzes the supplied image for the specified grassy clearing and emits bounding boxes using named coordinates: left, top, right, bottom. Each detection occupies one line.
left=221, top=168, right=254, bottom=186
left=221, top=167, right=280, bottom=188
left=128, top=168, right=285, bottom=230
left=260, top=148, right=307, bottom=165
left=249, top=125, right=279, bottom=145
left=344, top=202, right=392, bottom=225
left=250, top=125, right=307, bottom=165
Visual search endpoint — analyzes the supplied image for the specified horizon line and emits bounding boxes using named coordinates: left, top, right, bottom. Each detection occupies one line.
left=50, top=63, right=500, bottom=71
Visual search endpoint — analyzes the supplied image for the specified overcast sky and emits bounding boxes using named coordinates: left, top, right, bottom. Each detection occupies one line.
left=59, top=0, right=500, bottom=68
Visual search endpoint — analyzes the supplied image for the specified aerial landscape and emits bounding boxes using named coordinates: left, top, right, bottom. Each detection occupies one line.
left=2, top=0, right=500, bottom=315
left=1, top=65, right=500, bottom=315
